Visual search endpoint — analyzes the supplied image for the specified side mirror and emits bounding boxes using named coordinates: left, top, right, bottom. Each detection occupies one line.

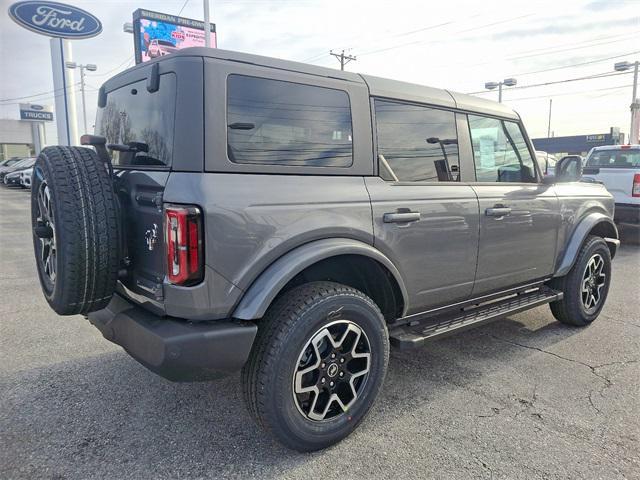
left=555, top=155, right=583, bottom=182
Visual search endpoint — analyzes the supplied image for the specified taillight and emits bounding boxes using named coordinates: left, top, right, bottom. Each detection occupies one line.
left=165, top=204, right=204, bottom=285
left=633, top=173, right=640, bottom=198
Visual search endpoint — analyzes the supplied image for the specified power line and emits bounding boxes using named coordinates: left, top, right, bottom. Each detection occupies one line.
left=87, top=56, right=135, bottom=78
left=504, top=84, right=633, bottom=102
left=177, top=0, right=190, bottom=16
left=510, top=50, right=640, bottom=77
left=467, top=71, right=632, bottom=95
left=0, top=83, right=81, bottom=103
left=354, top=13, right=534, bottom=58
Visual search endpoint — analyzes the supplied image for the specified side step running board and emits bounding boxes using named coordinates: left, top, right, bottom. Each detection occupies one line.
left=389, top=286, right=563, bottom=349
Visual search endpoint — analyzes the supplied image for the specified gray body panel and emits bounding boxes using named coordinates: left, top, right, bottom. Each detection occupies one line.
left=365, top=177, right=479, bottom=314
left=99, top=48, right=617, bottom=324
left=163, top=172, right=373, bottom=318
left=470, top=183, right=561, bottom=295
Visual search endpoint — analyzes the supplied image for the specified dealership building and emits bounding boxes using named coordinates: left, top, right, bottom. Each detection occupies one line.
left=531, top=127, right=623, bottom=157
left=0, top=119, right=39, bottom=161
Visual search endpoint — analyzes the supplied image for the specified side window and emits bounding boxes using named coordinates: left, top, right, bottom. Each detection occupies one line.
left=468, top=115, right=537, bottom=183
left=374, top=99, right=459, bottom=182
left=227, top=75, right=353, bottom=167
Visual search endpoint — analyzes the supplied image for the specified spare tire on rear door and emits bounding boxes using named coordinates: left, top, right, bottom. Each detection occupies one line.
left=31, top=146, right=120, bottom=315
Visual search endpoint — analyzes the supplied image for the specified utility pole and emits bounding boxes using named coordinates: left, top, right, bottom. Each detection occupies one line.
left=547, top=98, right=553, bottom=139
left=330, top=50, right=356, bottom=71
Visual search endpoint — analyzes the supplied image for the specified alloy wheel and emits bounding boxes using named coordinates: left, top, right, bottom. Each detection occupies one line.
left=293, top=320, right=371, bottom=421
left=581, top=253, right=606, bottom=312
left=35, top=181, right=57, bottom=284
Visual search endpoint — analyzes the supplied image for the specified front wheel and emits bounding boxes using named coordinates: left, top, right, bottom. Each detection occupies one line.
left=550, top=235, right=612, bottom=326
left=241, top=281, right=389, bottom=452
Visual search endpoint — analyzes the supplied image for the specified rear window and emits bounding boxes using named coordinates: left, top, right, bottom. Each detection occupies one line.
left=586, top=149, right=640, bottom=168
left=226, top=75, right=353, bottom=167
left=96, top=73, right=176, bottom=167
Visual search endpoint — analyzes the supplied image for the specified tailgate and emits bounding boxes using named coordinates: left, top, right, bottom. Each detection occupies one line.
left=582, top=167, right=640, bottom=204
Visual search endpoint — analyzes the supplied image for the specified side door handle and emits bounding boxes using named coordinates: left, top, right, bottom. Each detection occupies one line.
left=485, top=206, right=512, bottom=217
left=383, top=211, right=421, bottom=223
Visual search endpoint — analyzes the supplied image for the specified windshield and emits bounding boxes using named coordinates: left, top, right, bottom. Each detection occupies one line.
left=95, top=74, right=176, bottom=168
left=1, top=158, right=21, bottom=167
left=586, top=148, right=640, bottom=168
left=157, top=40, right=175, bottom=47
left=8, top=158, right=31, bottom=169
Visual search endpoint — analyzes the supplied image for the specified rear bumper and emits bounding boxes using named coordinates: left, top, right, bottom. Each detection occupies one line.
left=614, top=203, right=640, bottom=225
left=88, top=294, right=257, bottom=381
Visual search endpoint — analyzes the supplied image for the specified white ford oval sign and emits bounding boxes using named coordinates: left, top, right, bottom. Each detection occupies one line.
left=8, top=1, right=102, bottom=39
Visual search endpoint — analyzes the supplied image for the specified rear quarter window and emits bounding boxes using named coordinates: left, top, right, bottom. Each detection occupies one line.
left=226, top=75, right=353, bottom=167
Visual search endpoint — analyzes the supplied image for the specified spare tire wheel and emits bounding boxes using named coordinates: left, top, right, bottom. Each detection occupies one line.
left=31, top=146, right=120, bottom=315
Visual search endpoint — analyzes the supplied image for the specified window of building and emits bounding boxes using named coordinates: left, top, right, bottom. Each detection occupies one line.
left=468, top=115, right=536, bottom=183
left=375, top=99, right=459, bottom=182
left=227, top=75, right=353, bottom=167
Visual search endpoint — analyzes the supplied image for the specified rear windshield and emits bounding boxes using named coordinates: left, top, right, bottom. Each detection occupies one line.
left=586, top=149, right=640, bottom=168
left=95, top=73, right=176, bottom=167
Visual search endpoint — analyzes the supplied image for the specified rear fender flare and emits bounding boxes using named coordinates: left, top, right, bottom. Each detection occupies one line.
left=554, top=213, right=619, bottom=277
left=232, top=238, right=409, bottom=320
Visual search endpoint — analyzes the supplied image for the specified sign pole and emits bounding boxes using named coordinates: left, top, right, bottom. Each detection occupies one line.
left=203, top=0, right=211, bottom=48
left=50, top=38, right=79, bottom=145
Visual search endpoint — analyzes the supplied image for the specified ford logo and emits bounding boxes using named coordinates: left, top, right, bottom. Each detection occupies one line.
left=30, top=104, right=44, bottom=110
left=8, top=1, right=102, bottom=39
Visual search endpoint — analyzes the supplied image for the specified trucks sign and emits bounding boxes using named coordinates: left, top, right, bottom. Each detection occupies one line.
left=8, top=1, right=102, bottom=39
left=20, top=103, right=54, bottom=122
left=133, top=9, right=217, bottom=64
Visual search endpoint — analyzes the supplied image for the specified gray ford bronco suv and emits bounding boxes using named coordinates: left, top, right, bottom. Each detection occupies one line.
left=32, top=48, right=619, bottom=452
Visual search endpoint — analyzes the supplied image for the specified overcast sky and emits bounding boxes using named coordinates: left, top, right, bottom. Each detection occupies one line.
left=1, top=0, right=639, bottom=144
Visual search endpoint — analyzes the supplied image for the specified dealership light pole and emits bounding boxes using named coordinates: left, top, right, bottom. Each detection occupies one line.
left=65, top=62, right=97, bottom=134
left=484, top=78, right=517, bottom=103
left=614, top=60, right=639, bottom=144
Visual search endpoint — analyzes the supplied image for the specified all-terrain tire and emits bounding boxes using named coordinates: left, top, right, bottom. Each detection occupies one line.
left=549, top=235, right=612, bottom=326
left=31, top=146, right=120, bottom=315
left=241, top=281, right=389, bottom=452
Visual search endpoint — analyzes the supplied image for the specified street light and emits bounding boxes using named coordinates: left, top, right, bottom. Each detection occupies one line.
left=614, top=60, right=639, bottom=144
left=65, top=62, right=97, bottom=134
left=484, top=78, right=517, bottom=103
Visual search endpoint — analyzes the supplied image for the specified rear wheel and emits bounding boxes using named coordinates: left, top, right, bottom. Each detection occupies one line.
left=31, top=146, right=120, bottom=315
left=550, top=235, right=612, bottom=326
left=241, top=281, right=389, bottom=452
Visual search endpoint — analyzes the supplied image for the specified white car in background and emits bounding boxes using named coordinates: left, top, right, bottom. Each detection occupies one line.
left=20, top=167, right=33, bottom=188
left=535, top=150, right=558, bottom=176
left=148, top=39, right=178, bottom=58
left=583, top=145, right=640, bottom=228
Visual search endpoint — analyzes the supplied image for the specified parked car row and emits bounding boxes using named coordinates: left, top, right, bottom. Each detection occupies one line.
left=0, top=157, right=35, bottom=189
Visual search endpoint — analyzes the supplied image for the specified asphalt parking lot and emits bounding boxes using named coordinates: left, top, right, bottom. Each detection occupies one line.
left=1, top=184, right=639, bottom=480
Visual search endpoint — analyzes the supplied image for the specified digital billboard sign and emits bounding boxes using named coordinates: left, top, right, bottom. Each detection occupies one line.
left=132, top=9, right=217, bottom=64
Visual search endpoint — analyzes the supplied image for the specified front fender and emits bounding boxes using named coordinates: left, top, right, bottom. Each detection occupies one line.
left=554, top=212, right=619, bottom=277
left=232, top=238, right=409, bottom=320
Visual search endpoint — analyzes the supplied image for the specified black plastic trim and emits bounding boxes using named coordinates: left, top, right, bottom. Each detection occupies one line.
left=88, top=294, right=257, bottom=381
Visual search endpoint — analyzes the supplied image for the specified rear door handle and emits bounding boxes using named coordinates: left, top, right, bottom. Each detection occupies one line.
left=383, top=212, right=421, bottom=223
left=485, top=206, right=512, bottom=217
